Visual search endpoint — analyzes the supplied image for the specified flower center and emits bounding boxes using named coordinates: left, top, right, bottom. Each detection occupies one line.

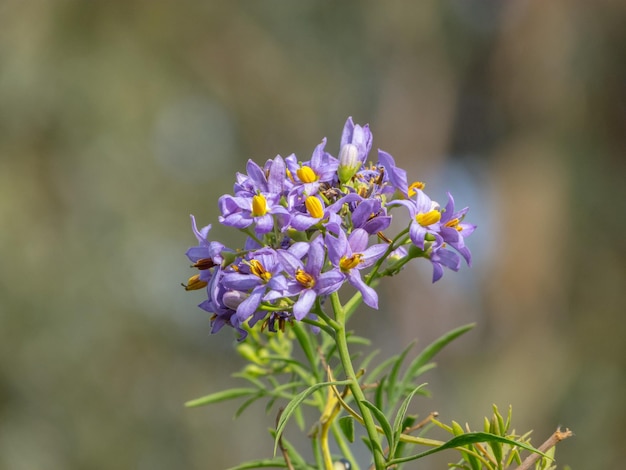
left=251, top=194, right=268, bottom=217
left=416, top=209, right=441, bottom=227
left=249, top=259, right=272, bottom=282
left=444, top=217, right=463, bottom=231
left=296, top=166, right=318, bottom=183
left=408, top=181, right=425, bottom=197
left=340, top=253, right=363, bottom=271
left=305, top=196, right=324, bottom=219
left=295, top=269, right=316, bottom=289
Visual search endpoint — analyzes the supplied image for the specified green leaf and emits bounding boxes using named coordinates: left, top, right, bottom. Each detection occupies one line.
left=390, top=384, right=428, bottom=459
left=393, top=414, right=417, bottom=461
left=268, top=429, right=310, bottom=468
left=226, top=458, right=289, bottom=469
left=400, top=324, right=474, bottom=391
left=273, top=380, right=351, bottom=456
left=360, top=399, right=393, bottom=454
left=386, top=342, right=415, bottom=406
left=291, top=322, right=321, bottom=381
left=357, top=349, right=380, bottom=373
left=375, top=375, right=386, bottom=412
left=387, top=432, right=549, bottom=466
left=235, top=394, right=263, bottom=418
left=366, top=354, right=397, bottom=384
left=338, top=416, right=355, bottom=443
left=185, top=388, right=258, bottom=408
left=346, top=333, right=372, bottom=346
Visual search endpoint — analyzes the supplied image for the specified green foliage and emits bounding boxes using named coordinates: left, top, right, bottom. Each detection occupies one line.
left=186, top=319, right=570, bottom=469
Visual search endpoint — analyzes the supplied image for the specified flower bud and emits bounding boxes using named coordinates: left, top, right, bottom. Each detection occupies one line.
left=222, top=290, right=248, bottom=310
left=338, top=143, right=360, bottom=184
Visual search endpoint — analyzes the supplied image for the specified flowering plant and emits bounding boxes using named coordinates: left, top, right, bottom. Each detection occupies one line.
left=183, top=118, right=571, bottom=470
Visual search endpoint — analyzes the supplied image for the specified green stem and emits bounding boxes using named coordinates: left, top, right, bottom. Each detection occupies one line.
left=366, top=228, right=410, bottom=284
left=330, top=292, right=387, bottom=470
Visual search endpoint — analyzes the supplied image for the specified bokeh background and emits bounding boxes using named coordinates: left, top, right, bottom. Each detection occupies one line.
left=1, top=1, right=625, bottom=469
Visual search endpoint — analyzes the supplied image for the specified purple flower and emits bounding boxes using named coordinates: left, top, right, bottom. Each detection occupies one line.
left=351, top=198, right=392, bottom=235
left=285, top=139, right=339, bottom=195
left=289, top=192, right=361, bottom=232
left=218, top=192, right=290, bottom=234
left=389, top=189, right=443, bottom=250
left=185, top=215, right=226, bottom=283
left=326, top=228, right=387, bottom=309
left=428, top=246, right=462, bottom=283
left=234, top=156, right=290, bottom=197
left=439, top=192, right=476, bottom=266
left=340, top=117, right=372, bottom=166
left=278, top=237, right=345, bottom=320
left=377, top=150, right=408, bottom=196
left=222, top=248, right=287, bottom=323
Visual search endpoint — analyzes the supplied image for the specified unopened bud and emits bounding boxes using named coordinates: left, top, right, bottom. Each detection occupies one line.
left=338, top=144, right=360, bottom=184
left=222, top=290, right=248, bottom=310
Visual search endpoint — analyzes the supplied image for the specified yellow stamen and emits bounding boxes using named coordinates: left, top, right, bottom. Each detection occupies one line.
left=296, top=166, right=318, bottom=183
left=251, top=194, right=268, bottom=217
left=416, top=209, right=441, bottom=227
left=444, top=217, right=463, bottom=231
left=249, top=259, right=272, bottom=282
left=339, top=253, right=363, bottom=271
left=408, top=181, right=425, bottom=197
left=305, top=196, right=324, bottom=219
left=182, top=274, right=208, bottom=291
left=295, top=269, right=316, bottom=289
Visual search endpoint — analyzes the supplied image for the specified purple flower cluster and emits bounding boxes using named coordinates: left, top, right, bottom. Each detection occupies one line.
left=184, top=118, right=475, bottom=338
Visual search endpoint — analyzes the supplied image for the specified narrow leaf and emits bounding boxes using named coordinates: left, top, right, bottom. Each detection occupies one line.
left=291, top=322, right=321, bottom=381
left=226, top=458, right=289, bottom=469
left=360, top=399, right=393, bottom=453
left=366, top=354, right=398, bottom=384
left=386, top=342, right=415, bottom=406
left=390, top=384, right=428, bottom=458
left=273, top=380, right=351, bottom=456
left=401, top=324, right=474, bottom=390
left=236, top=394, right=263, bottom=418
left=185, top=388, right=258, bottom=408
left=387, top=432, right=549, bottom=466
left=375, top=375, right=386, bottom=412
left=393, top=415, right=417, bottom=460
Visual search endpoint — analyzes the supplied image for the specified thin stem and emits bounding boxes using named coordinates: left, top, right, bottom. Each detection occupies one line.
left=514, top=428, right=573, bottom=470
left=330, top=292, right=387, bottom=470
left=366, top=228, right=410, bottom=283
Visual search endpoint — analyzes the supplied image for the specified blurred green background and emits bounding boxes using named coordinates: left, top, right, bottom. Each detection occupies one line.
left=1, top=1, right=625, bottom=469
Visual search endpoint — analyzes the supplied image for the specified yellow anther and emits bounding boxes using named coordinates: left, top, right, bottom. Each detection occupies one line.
left=408, top=181, right=425, bottom=197
left=251, top=194, right=268, bottom=217
left=183, top=274, right=208, bottom=291
left=295, top=269, right=316, bottom=289
left=444, top=217, right=463, bottom=231
left=305, top=196, right=324, bottom=219
left=296, top=165, right=318, bottom=183
left=249, top=259, right=272, bottom=281
left=339, top=253, right=363, bottom=271
left=416, top=209, right=441, bottom=227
